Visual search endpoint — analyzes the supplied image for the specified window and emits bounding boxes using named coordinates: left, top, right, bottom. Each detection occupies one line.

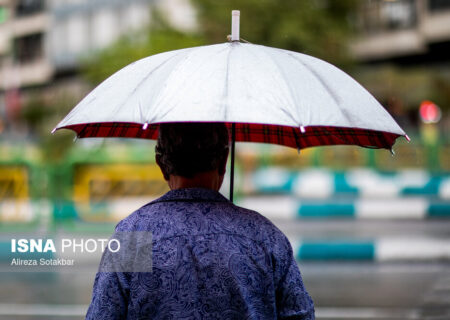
left=15, top=0, right=45, bottom=17
left=359, top=0, right=417, bottom=34
left=382, top=0, right=416, bottom=29
left=429, top=0, right=450, bottom=12
left=13, top=33, right=44, bottom=63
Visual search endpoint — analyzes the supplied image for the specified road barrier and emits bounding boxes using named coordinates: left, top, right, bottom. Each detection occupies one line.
left=238, top=196, right=450, bottom=219
left=292, top=238, right=450, bottom=261
left=248, top=168, right=450, bottom=199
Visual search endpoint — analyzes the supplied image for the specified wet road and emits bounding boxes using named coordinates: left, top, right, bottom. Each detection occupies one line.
left=275, top=220, right=450, bottom=240
left=0, top=262, right=449, bottom=319
left=303, top=262, right=450, bottom=319
left=0, top=220, right=449, bottom=319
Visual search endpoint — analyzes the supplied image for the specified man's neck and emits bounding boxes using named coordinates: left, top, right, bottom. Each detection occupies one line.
left=168, top=170, right=224, bottom=191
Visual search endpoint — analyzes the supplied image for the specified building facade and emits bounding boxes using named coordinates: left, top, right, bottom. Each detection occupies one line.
left=0, top=0, right=195, bottom=136
left=352, top=0, right=450, bottom=64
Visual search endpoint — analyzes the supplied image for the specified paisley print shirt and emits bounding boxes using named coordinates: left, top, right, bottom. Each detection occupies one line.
left=86, top=188, right=314, bottom=319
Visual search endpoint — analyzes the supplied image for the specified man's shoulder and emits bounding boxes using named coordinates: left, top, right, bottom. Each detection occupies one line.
left=232, top=204, right=290, bottom=242
left=114, top=197, right=289, bottom=246
left=113, top=192, right=177, bottom=231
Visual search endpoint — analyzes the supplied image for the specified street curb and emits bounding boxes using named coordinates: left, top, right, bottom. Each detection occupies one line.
left=238, top=196, right=450, bottom=220
left=0, top=241, right=54, bottom=262
left=249, top=168, right=450, bottom=199
left=292, top=238, right=450, bottom=261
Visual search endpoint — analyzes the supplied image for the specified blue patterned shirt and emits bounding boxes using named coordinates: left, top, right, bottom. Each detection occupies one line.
left=86, top=188, right=314, bottom=319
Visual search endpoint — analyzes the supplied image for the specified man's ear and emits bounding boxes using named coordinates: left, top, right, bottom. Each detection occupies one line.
left=155, top=154, right=170, bottom=181
left=218, top=148, right=229, bottom=176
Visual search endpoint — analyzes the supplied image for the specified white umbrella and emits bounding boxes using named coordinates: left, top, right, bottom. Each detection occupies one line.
left=53, top=11, right=407, bottom=201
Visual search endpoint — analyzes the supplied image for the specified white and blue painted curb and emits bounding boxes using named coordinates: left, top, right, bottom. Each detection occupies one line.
left=0, top=240, right=54, bottom=261
left=291, top=238, right=450, bottom=261
left=248, top=168, right=450, bottom=199
left=238, top=196, right=450, bottom=219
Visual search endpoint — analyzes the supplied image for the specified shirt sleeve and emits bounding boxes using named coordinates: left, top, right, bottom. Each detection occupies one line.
left=85, top=271, right=130, bottom=320
left=274, top=237, right=315, bottom=319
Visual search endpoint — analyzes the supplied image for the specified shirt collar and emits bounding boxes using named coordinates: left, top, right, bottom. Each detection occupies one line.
left=151, top=188, right=230, bottom=204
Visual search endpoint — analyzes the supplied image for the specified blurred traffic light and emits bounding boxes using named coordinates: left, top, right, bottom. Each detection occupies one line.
left=419, top=100, right=442, bottom=124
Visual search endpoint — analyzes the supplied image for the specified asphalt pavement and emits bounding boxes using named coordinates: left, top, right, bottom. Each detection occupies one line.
left=0, top=220, right=449, bottom=319
left=0, top=261, right=449, bottom=319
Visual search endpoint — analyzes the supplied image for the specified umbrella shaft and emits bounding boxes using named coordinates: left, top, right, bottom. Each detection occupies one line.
left=230, top=123, right=236, bottom=202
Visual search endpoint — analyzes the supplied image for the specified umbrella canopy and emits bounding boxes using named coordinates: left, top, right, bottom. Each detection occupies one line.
left=53, top=11, right=407, bottom=201
left=54, top=40, right=406, bottom=150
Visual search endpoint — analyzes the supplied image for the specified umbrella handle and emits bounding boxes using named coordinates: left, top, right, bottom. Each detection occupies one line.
left=229, top=123, right=236, bottom=202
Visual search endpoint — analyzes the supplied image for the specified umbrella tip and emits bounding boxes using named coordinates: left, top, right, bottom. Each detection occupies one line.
left=51, top=128, right=56, bottom=134
left=300, top=126, right=306, bottom=133
left=142, top=122, right=149, bottom=130
left=231, top=10, right=240, bottom=42
left=390, top=148, right=396, bottom=156
left=405, top=134, right=411, bottom=142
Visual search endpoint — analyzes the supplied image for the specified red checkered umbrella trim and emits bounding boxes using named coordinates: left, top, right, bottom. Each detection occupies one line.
left=58, top=122, right=403, bottom=150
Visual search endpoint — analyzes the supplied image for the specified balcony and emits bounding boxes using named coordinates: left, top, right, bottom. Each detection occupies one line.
left=11, top=11, right=48, bottom=37
left=0, top=58, right=53, bottom=89
left=421, top=9, right=450, bottom=42
left=352, top=0, right=450, bottom=61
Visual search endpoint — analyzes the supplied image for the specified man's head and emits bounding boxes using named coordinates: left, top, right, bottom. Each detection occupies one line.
left=155, top=122, right=229, bottom=190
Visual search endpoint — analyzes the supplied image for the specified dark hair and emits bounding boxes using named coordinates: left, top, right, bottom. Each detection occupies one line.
left=155, top=122, right=229, bottom=179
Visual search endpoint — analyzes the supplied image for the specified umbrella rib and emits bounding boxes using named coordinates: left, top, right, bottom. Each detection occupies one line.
left=284, top=51, right=405, bottom=138
left=152, top=45, right=230, bottom=122
left=285, top=52, right=342, bottom=106
left=291, top=126, right=302, bottom=151
left=255, top=45, right=306, bottom=126
left=283, top=51, right=365, bottom=132
left=223, top=44, right=234, bottom=122
left=114, top=49, right=190, bottom=124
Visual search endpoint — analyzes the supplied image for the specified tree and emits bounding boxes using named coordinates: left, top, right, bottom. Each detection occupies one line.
left=82, top=9, right=206, bottom=85
left=192, top=0, right=358, bottom=67
left=82, top=1, right=358, bottom=85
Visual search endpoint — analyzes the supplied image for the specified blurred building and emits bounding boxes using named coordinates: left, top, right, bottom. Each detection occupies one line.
left=0, top=0, right=153, bottom=88
left=353, top=0, right=450, bottom=64
left=1, top=0, right=448, bottom=137
left=352, top=0, right=450, bottom=135
left=0, top=0, right=195, bottom=135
